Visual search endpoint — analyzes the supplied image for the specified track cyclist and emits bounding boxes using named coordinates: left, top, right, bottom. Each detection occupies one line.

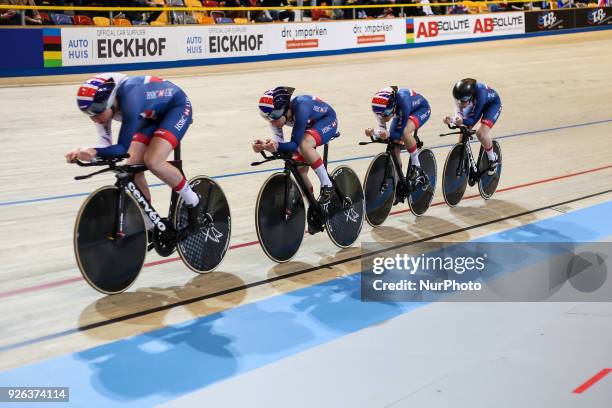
left=365, top=86, right=431, bottom=204
left=443, top=78, right=502, bottom=175
left=64, top=72, right=205, bottom=232
left=253, top=86, right=339, bottom=234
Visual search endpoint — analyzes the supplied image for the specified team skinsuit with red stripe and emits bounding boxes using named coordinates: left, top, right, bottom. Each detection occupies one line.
left=375, top=88, right=431, bottom=140
left=92, top=75, right=193, bottom=159
left=268, top=95, right=338, bottom=153
left=454, top=82, right=502, bottom=128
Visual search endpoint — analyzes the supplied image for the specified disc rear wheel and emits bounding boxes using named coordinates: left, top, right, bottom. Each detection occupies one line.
left=408, top=148, right=437, bottom=216
left=326, top=166, right=364, bottom=248
left=174, top=176, right=232, bottom=273
left=478, top=140, right=502, bottom=200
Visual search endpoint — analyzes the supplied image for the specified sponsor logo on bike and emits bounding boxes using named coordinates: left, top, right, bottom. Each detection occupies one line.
left=201, top=225, right=224, bottom=243
left=344, top=207, right=360, bottom=223
left=127, top=182, right=166, bottom=231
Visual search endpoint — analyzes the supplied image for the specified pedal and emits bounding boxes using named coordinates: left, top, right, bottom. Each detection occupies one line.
left=394, top=180, right=408, bottom=206
left=393, top=193, right=406, bottom=206
left=487, top=160, right=499, bottom=176
left=152, top=219, right=176, bottom=257
left=307, top=206, right=324, bottom=235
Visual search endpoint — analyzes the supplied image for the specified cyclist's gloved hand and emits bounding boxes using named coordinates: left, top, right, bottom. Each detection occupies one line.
left=65, top=147, right=97, bottom=163
left=252, top=139, right=265, bottom=153
left=263, top=140, right=279, bottom=153
left=374, top=129, right=388, bottom=140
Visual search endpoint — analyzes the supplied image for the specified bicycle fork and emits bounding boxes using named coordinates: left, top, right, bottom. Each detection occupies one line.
left=457, top=143, right=479, bottom=184
left=377, top=153, right=394, bottom=193
left=283, top=168, right=294, bottom=221
left=111, top=184, right=128, bottom=241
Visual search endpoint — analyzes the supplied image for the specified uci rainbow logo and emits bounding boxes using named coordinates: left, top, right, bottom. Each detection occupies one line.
left=43, top=28, right=62, bottom=67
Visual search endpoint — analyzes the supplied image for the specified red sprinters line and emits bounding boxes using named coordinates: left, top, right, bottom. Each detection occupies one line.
left=573, top=368, right=612, bottom=394
left=1, top=164, right=612, bottom=300
left=142, top=240, right=259, bottom=268
left=389, top=163, right=612, bottom=217
left=0, top=277, right=84, bottom=299
left=0, top=240, right=260, bottom=300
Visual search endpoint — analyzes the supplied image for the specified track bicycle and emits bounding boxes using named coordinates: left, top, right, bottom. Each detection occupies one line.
left=359, top=131, right=437, bottom=226
left=73, top=147, right=231, bottom=294
left=251, top=135, right=364, bottom=262
left=439, top=123, right=502, bottom=207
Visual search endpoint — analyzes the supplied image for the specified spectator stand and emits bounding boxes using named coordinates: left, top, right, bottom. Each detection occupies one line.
left=1, top=0, right=594, bottom=27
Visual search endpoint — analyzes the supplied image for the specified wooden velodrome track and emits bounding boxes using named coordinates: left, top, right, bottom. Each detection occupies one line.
left=0, top=30, right=611, bottom=371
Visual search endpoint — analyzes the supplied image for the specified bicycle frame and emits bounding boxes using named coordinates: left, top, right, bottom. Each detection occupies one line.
left=76, top=146, right=184, bottom=241
left=440, top=125, right=487, bottom=182
left=286, top=161, right=324, bottom=216
left=252, top=149, right=350, bottom=222
left=361, top=131, right=425, bottom=193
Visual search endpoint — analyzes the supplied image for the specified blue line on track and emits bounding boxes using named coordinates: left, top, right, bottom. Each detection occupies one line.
left=1, top=118, right=611, bottom=208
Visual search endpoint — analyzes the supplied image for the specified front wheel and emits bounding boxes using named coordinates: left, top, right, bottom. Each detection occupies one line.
left=442, top=143, right=469, bottom=207
left=363, top=153, right=396, bottom=227
left=255, top=172, right=306, bottom=263
left=326, top=166, right=364, bottom=248
left=174, top=176, right=231, bottom=273
left=74, top=186, right=147, bottom=294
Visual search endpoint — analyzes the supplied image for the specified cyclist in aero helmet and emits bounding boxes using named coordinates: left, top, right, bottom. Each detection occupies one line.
left=365, top=86, right=432, bottom=204
left=65, top=73, right=204, bottom=232
left=253, top=86, right=339, bottom=235
left=443, top=78, right=502, bottom=175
